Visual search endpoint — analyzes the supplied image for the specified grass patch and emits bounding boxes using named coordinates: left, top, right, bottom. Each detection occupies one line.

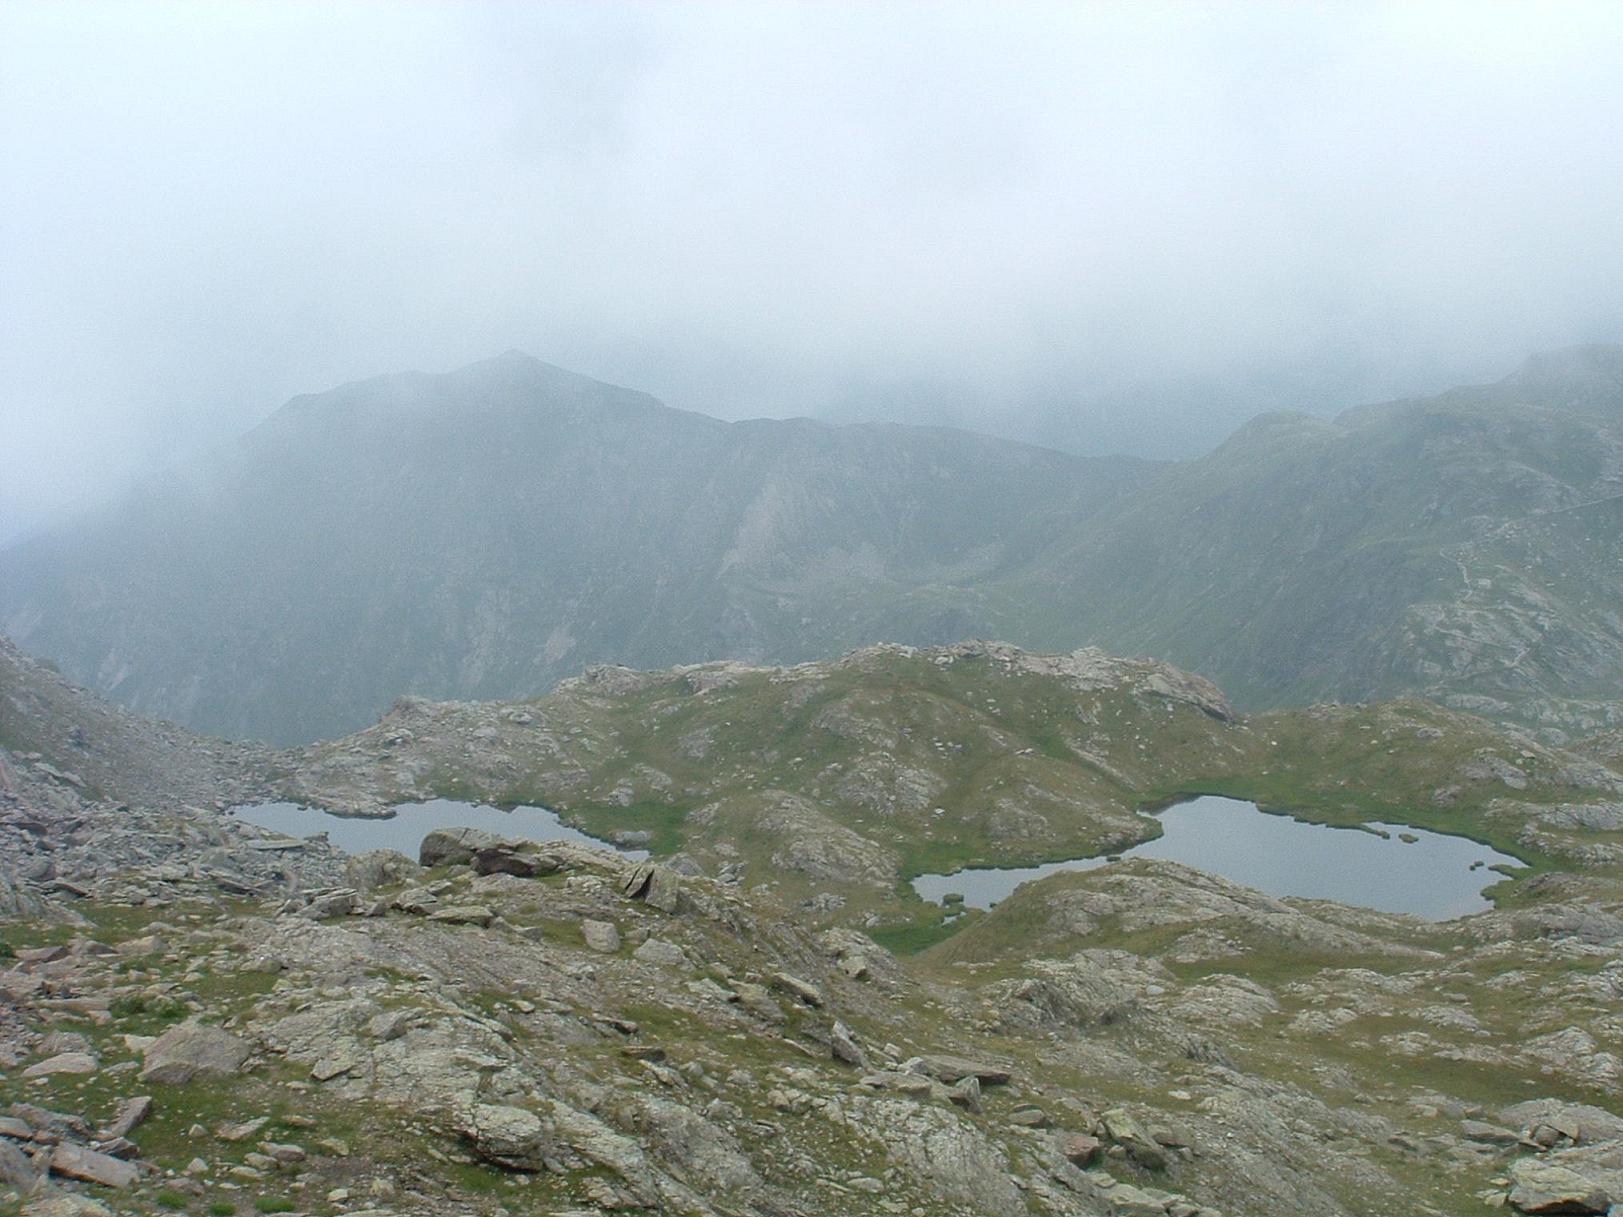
left=109, top=992, right=190, bottom=1028
left=870, top=910, right=979, bottom=956
left=188, top=968, right=280, bottom=1005
left=562, top=799, right=690, bottom=855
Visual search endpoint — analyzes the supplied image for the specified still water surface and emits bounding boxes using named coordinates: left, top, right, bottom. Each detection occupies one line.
left=910, top=795, right=1523, bottom=920
left=230, top=798, right=644, bottom=860
left=233, top=794, right=1522, bottom=921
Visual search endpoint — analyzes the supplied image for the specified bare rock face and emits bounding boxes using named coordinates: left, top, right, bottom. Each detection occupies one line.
left=299, top=888, right=359, bottom=920
left=748, top=791, right=900, bottom=888
left=908, top=1054, right=1012, bottom=1086
left=473, top=845, right=544, bottom=877
left=456, top=1103, right=553, bottom=1172
left=139, top=1022, right=251, bottom=1085
left=21, top=1051, right=97, bottom=1078
left=1506, top=1159, right=1612, bottom=1214
left=1502, top=1101, right=1623, bottom=1147
left=345, top=848, right=422, bottom=891
left=581, top=918, right=622, bottom=952
left=425, top=904, right=496, bottom=927
left=849, top=1097, right=1027, bottom=1217
left=632, top=938, right=686, bottom=967
left=768, top=972, right=824, bottom=1008
left=97, top=1096, right=152, bottom=1140
left=21, top=1196, right=115, bottom=1217
left=620, top=861, right=683, bottom=912
left=418, top=826, right=505, bottom=868
left=1101, top=1108, right=1169, bottom=1172
left=982, top=952, right=1154, bottom=1032
left=1031, top=645, right=1235, bottom=722
left=0, top=1136, right=40, bottom=1188
left=49, top=1142, right=140, bottom=1188
left=0, top=872, right=48, bottom=918
left=830, top=1020, right=867, bottom=1069
left=828, top=640, right=1236, bottom=724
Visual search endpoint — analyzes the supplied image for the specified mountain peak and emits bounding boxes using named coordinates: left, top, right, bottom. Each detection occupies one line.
left=454, top=348, right=562, bottom=378
left=257, top=351, right=669, bottom=438
left=446, top=348, right=604, bottom=386
left=1505, top=342, right=1623, bottom=397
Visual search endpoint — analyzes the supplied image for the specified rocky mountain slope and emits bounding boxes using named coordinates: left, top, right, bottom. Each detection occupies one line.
left=1002, top=344, right=1623, bottom=738
left=3, top=642, right=1622, bottom=1216
left=277, top=641, right=1623, bottom=944
left=1577, top=727, right=1623, bottom=771
left=0, top=636, right=270, bottom=812
left=3, top=346, right=1619, bottom=745
left=0, top=354, right=1144, bottom=745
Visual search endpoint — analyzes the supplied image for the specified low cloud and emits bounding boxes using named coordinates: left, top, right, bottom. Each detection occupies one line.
left=4, top=0, right=1623, bottom=536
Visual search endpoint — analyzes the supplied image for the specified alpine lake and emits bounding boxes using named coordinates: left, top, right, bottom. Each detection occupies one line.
left=232, top=792, right=1524, bottom=922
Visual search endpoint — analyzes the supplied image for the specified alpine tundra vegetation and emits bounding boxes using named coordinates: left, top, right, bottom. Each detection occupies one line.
left=3, top=634, right=1622, bottom=1216
left=6, top=4, right=1623, bottom=1214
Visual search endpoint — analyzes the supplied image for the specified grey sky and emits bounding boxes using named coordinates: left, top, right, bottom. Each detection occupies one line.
left=4, top=0, right=1623, bottom=539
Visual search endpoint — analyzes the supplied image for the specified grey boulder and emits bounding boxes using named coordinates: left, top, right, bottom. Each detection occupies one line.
left=139, top=1022, right=251, bottom=1084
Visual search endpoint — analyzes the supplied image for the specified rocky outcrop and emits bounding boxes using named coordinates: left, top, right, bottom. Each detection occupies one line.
left=944, top=641, right=1236, bottom=721
left=1506, top=1158, right=1613, bottom=1214
left=0, top=634, right=272, bottom=809
left=455, top=1103, right=553, bottom=1171
left=3, top=627, right=1621, bottom=1217
left=139, top=1022, right=251, bottom=1084
left=417, top=826, right=505, bottom=868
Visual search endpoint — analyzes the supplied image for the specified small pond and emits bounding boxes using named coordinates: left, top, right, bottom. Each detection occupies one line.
left=229, top=798, right=645, bottom=861
left=910, top=795, right=1525, bottom=920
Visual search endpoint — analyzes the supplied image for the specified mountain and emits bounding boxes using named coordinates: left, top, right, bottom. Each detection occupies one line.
left=2, top=345, right=1620, bottom=744
left=278, top=639, right=1623, bottom=940
left=3, top=640, right=1622, bottom=1216
left=0, top=353, right=1145, bottom=744
left=0, top=633, right=267, bottom=810
left=994, top=344, right=1623, bottom=735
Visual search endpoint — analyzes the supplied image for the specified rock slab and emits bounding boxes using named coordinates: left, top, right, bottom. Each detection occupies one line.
left=139, top=1022, right=251, bottom=1084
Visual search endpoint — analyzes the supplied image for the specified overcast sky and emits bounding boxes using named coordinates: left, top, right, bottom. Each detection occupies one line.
left=4, top=0, right=1623, bottom=540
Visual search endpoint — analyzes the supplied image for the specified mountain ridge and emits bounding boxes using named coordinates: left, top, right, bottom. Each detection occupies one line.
left=1, top=344, right=1619, bottom=743
left=4, top=635, right=1621, bottom=1217
left=992, top=346, right=1623, bottom=731
left=0, top=354, right=1147, bottom=742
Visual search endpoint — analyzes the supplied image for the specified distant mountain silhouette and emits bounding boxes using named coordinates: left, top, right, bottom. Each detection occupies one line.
left=4, top=345, right=1620, bottom=743
left=0, top=352, right=1143, bottom=742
